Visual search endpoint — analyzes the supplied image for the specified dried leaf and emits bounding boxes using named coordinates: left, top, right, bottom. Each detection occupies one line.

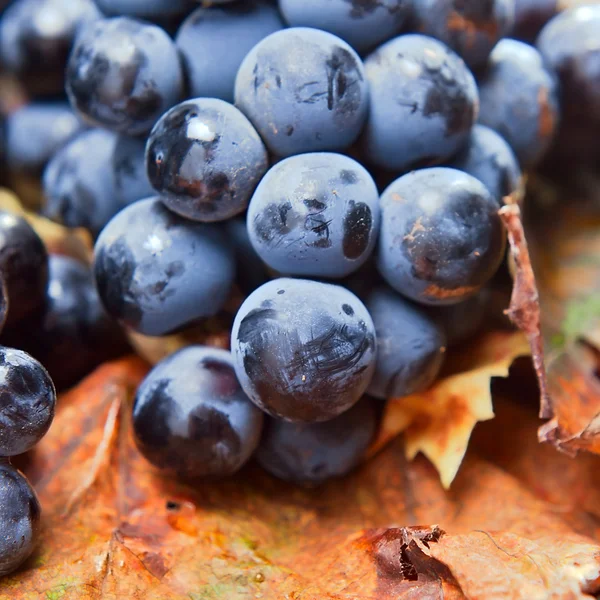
left=3, top=358, right=600, bottom=599
left=528, top=187, right=600, bottom=455
left=370, top=331, right=531, bottom=488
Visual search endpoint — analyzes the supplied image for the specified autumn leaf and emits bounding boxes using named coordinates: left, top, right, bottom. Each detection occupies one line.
left=370, top=331, right=531, bottom=488
left=527, top=177, right=600, bottom=455
left=3, top=357, right=600, bottom=599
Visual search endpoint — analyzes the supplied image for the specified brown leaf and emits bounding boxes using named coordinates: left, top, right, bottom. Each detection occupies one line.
left=528, top=185, right=600, bottom=455
left=4, top=357, right=599, bottom=599
left=370, top=331, right=531, bottom=488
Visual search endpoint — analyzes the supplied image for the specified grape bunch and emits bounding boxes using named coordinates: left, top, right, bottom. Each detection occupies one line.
left=0, top=0, right=598, bottom=579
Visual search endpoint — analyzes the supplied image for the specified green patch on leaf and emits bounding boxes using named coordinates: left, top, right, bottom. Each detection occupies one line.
left=561, top=295, right=600, bottom=345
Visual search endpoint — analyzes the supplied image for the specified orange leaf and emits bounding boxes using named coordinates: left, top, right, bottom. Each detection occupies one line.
left=3, top=358, right=600, bottom=598
left=371, top=331, right=531, bottom=488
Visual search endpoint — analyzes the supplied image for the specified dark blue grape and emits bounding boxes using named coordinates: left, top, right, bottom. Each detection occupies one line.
left=449, top=124, right=522, bottom=205
left=146, top=98, right=268, bottom=223
left=3, top=255, right=129, bottom=391
left=225, top=218, right=271, bottom=295
left=66, top=17, right=184, bottom=135
left=427, top=286, right=491, bottom=346
left=361, top=34, right=478, bottom=172
left=176, top=2, right=284, bottom=103
left=512, top=0, right=558, bottom=42
left=478, top=38, right=559, bottom=168
left=94, top=0, right=195, bottom=19
left=0, top=463, right=40, bottom=577
left=42, top=128, right=121, bottom=235
left=94, top=197, right=235, bottom=336
left=537, top=6, right=600, bottom=157
left=4, top=103, right=83, bottom=176
left=0, top=0, right=101, bottom=97
left=277, top=0, right=411, bottom=53
left=0, top=211, right=48, bottom=327
left=365, top=286, right=445, bottom=399
left=256, top=396, right=377, bottom=485
left=0, top=347, right=56, bottom=457
left=112, top=134, right=154, bottom=207
left=231, top=278, right=377, bottom=422
left=412, top=0, right=515, bottom=70
left=377, top=167, right=505, bottom=306
left=234, top=27, right=369, bottom=158
left=133, top=346, right=263, bottom=478
left=247, top=152, right=380, bottom=278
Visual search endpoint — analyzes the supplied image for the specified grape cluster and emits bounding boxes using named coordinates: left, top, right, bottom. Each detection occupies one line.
left=0, top=0, right=598, bottom=578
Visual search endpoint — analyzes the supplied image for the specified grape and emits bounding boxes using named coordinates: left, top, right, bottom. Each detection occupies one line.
left=4, top=103, right=83, bottom=176
left=412, top=0, right=515, bottom=70
left=231, top=278, right=377, bottom=422
left=133, top=346, right=263, bottom=477
left=0, top=0, right=101, bottom=97
left=0, top=347, right=56, bottom=457
left=365, top=286, right=446, bottom=399
left=0, top=462, right=41, bottom=577
left=234, top=27, right=369, bottom=157
left=477, top=38, right=559, bottom=168
left=94, top=0, right=195, bottom=19
left=42, top=128, right=121, bottom=235
left=257, top=397, right=377, bottom=485
left=2, top=255, right=129, bottom=391
left=145, top=98, right=268, bottom=223
left=277, top=0, right=411, bottom=53
left=449, top=124, right=522, bottom=205
left=66, top=16, right=184, bottom=135
left=94, top=197, right=235, bottom=336
left=0, top=210, right=48, bottom=328
left=377, top=167, right=506, bottom=305
left=176, top=1, right=284, bottom=103
left=361, top=34, right=478, bottom=171
left=247, top=152, right=380, bottom=278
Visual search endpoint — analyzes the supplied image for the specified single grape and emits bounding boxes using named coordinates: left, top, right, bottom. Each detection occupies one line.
left=257, top=397, right=377, bottom=485
left=477, top=38, right=559, bottom=168
left=377, top=167, right=506, bottom=305
left=0, top=462, right=41, bottom=577
left=4, top=103, right=83, bottom=176
left=234, top=27, right=369, bottom=158
left=365, top=286, right=446, bottom=399
left=449, top=124, right=522, bottom=205
left=0, top=347, right=56, bottom=457
left=94, top=0, right=195, bottom=19
left=176, top=1, right=284, bottom=103
left=0, top=0, right=101, bottom=97
left=133, top=346, right=263, bottom=478
left=537, top=6, right=600, bottom=163
left=512, top=0, right=558, bottom=42
left=0, top=210, right=48, bottom=328
left=277, top=0, right=411, bottom=53
left=94, top=197, right=235, bottom=336
left=145, top=98, right=268, bottom=223
left=247, top=152, right=380, bottom=278
left=42, top=128, right=121, bottom=235
left=2, top=255, right=129, bottom=391
left=66, top=16, right=184, bottom=135
left=361, top=34, right=478, bottom=172
left=412, top=0, right=515, bottom=70
left=231, top=278, right=377, bottom=422
left=112, top=134, right=154, bottom=208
